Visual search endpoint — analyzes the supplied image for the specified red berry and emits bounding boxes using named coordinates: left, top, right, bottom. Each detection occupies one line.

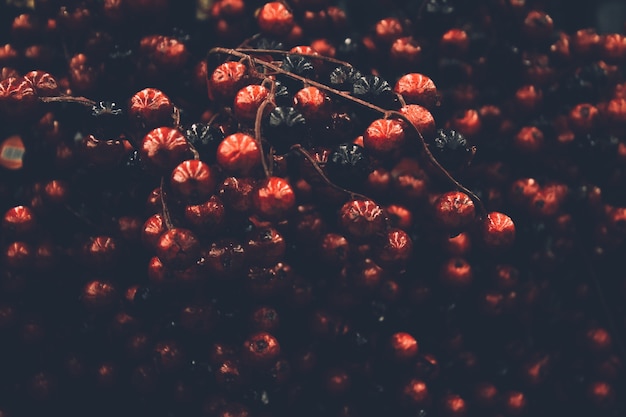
left=339, top=199, right=386, bottom=238
left=233, top=84, right=270, bottom=122
left=389, top=332, right=419, bottom=361
left=399, top=104, right=436, bottom=139
left=140, top=127, right=192, bottom=172
left=319, top=232, right=350, bottom=266
left=0, top=76, right=37, bottom=117
left=253, top=176, right=296, bottom=220
left=363, top=118, right=407, bottom=156
left=402, top=378, right=431, bottom=407
left=4, top=241, right=32, bottom=270
left=480, top=212, right=516, bottom=250
left=208, top=61, right=248, bottom=102
left=257, top=2, right=294, bottom=37
left=23, top=70, right=58, bottom=97
left=218, top=176, right=257, bottom=213
left=440, top=257, right=473, bottom=289
left=440, top=28, right=469, bottom=57
left=513, top=126, right=544, bottom=153
left=216, top=132, right=261, bottom=175
left=374, top=17, right=404, bottom=44
left=433, top=191, right=476, bottom=232
left=156, top=228, right=200, bottom=268
left=3, top=205, right=36, bottom=236
left=293, top=86, right=330, bottom=121
left=375, top=229, right=413, bottom=267
left=128, top=88, right=175, bottom=129
left=142, top=214, right=165, bottom=250
left=81, top=280, right=117, bottom=312
left=390, top=36, right=422, bottom=67
left=170, top=160, right=216, bottom=202
left=242, top=331, right=281, bottom=365
left=394, top=73, right=438, bottom=109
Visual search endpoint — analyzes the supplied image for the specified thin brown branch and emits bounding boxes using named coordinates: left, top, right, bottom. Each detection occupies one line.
left=235, top=48, right=355, bottom=67
left=208, top=47, right=487, bottom=218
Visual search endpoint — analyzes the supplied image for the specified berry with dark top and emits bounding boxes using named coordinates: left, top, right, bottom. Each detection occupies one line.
left=429, top=129, right=472, bottom=170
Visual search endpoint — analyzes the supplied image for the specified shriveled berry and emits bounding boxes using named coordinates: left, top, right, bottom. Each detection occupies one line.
left=184, top=195, right=225, bottom=232
left=204, top=239, right=246, bottom=279
left=156, top=228, right=200, bottom=268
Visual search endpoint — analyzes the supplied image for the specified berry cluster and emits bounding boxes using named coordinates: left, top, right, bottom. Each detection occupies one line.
left=0, top=1, right=626, bottom=417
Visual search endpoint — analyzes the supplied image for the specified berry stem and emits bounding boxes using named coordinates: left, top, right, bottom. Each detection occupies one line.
left=39, top=95, right=97, bottom=107
left=159, top=177, right=174, bottom=230
left=208, top=46, right=487, bottom=218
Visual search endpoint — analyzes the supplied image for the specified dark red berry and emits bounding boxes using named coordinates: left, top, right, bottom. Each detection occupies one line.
left=155, top=228, right=200, bottom=268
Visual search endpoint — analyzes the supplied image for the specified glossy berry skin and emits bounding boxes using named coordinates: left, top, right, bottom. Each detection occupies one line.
left=233, top=84, right=270, bottom=122
left=142, top=214, right=165, bottom=250
left=242, top=331, right=281, bottom=366
left=339, top=199, right=386, bottom=239
left=140, top=127, right=192, bottom=172
left=156, top=228, right=200, bottom=269
left=399, top=104, right=436, bottom=139
left=208, top=61, right=247, bottom=102
left=253, top=177, right=296, bottom=220
left=257, top=2, right=294, bottom=37
left=363, top=118, right=407, bottom=156
left=216, top=133, right=261, bottom=175
left=480, top=212, right=516, bottom=250
left=128, top=88, right=175, bottom=129
left=3, top=206, right=36, bottom=236
left=293, top=86, right=330, bottom=121
left=433, top=191, right=476, bottom=232
left=184, top=195, right=225, bottom=232
left=170, top=160, right=216, bottom=202
left=394, top=73, right=438, bottom=109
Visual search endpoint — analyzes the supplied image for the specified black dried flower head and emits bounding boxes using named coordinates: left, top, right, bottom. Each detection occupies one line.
left=252, top=37, right=285, bottom=51
left=329, top=66, right=362, bottom=89
left=430, top=129, right=472, bottom=170
left=265, top=106, right=307, bottom=153
left=326, top=143, right=371, bottom=188
left=273, top=80, right=292, bottom=106
left=92, top=101, right=124, bottom=118
left=185, top=123, right=224, bottom=163
left=351, top=75, right=396, bottom=108
left=280, top=55, right=315, bottom=90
